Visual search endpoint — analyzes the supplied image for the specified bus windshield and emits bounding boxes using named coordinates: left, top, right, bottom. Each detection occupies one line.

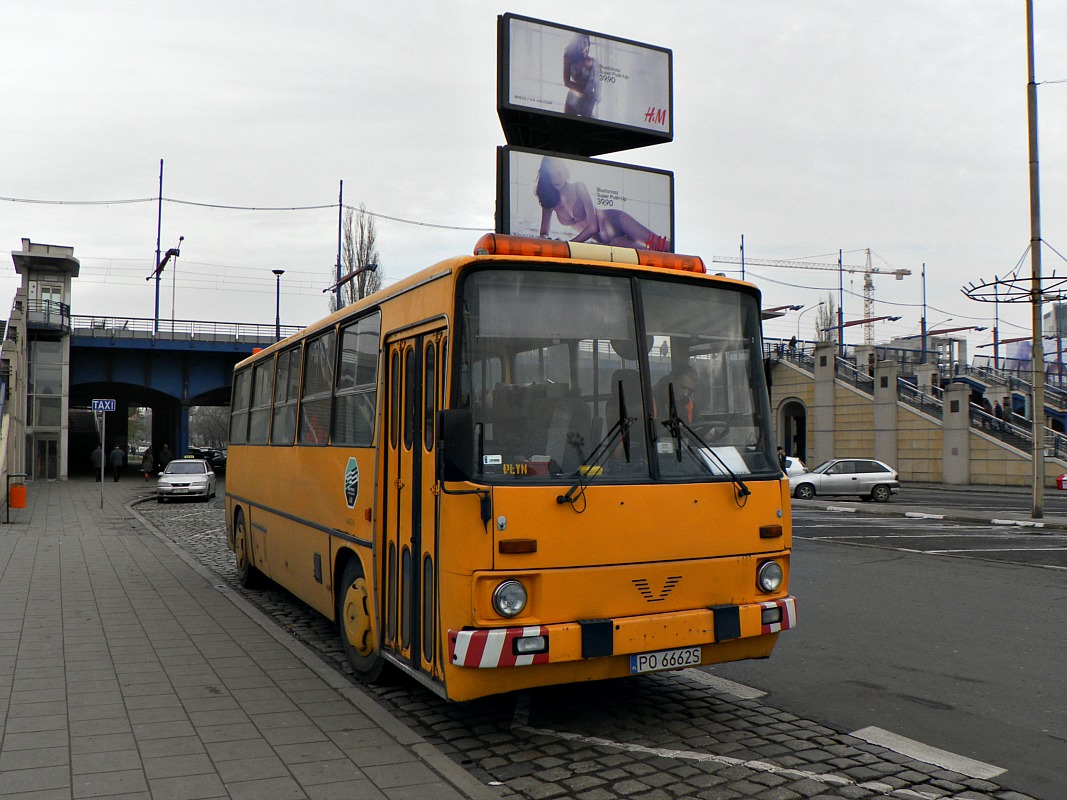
left=457, top=267, right=776, bottom=483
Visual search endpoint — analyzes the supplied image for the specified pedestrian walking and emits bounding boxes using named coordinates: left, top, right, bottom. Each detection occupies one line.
left=90, top=444, right=103, bottom=482
left=141, top=447, right=154, bottom=482
left=158, top=444, right=173, bottom=472
left=108, top=444, right=125, bottom=482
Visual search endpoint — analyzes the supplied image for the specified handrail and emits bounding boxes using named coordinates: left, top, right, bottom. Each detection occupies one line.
left=70, top=315, right=304, bottom=341
left=834, top=356, right=874, bottom=394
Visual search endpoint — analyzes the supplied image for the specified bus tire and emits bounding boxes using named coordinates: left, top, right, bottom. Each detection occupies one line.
left=338, top=559, right=388, bottom=684
left=233, top=508, right=263, bottom=589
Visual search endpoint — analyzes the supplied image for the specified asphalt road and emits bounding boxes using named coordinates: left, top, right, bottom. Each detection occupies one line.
left=712, top=509, right=1067, bottom=799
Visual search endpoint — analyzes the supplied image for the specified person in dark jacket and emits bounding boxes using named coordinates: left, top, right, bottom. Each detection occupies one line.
left=108, top=445, right=125, bottom=482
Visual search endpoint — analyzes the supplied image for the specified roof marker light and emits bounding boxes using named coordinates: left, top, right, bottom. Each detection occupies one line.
left=474, top=233, right=706, bottom=274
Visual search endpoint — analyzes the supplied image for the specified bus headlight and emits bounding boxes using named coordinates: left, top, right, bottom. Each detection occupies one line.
left=492, top=580, right=528, bottom=617
left=757, top=560, right=784, bottom=593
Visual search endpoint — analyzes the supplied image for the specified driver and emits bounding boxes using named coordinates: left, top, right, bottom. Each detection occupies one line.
left=653, top=365, right=699, bottom=424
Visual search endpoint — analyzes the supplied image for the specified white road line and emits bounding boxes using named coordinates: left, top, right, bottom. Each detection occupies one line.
left=514, top=723, right=859, bottom=787
left=677, top=668, right=766, bottom=699
left=991, top=518, right=1046, bottom=528
left=928, top=547, right=1067, bottom=553
left=851, top=726, right=1005, bottom=780
left=904, top=512, right=945, bottom=519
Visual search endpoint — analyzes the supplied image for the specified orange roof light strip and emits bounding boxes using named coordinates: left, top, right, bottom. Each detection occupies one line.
left=474, top=233, right=706, bottom=274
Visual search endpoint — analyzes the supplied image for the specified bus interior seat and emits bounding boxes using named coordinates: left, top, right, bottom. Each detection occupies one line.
left=491, top=382, right=592, bottom=472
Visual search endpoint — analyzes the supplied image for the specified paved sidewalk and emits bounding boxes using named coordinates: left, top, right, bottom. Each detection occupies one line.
left=0, top=478, right=498, bottom=800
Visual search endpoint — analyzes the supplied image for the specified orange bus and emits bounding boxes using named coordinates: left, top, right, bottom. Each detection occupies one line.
left=225, top=234, right=795, bottom=701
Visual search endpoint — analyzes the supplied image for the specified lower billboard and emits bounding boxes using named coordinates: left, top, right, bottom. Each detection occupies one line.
left=497, top=147, right=674, bottom=252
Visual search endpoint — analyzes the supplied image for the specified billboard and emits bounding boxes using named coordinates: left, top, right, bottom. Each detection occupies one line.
left=497, top=146, right=674, bottom=252
left=498, top=14, right=673, bottom=156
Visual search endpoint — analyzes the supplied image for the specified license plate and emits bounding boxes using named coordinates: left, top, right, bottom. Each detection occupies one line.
left=172, top=488, right=188, bottom=494
left=630, top=646, right=701, bottom=674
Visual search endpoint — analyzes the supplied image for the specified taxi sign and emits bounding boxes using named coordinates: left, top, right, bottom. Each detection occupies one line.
left=92, top=399, right=116, bottom=412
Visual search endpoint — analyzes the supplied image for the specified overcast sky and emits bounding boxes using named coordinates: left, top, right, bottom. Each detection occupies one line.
left=4, top=1, right=1067, bottom=356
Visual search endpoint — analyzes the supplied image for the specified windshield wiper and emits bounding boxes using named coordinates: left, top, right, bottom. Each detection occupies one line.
left=557, top=379, right=635, bottom=505
left=661, top=382, right=750, bottom=499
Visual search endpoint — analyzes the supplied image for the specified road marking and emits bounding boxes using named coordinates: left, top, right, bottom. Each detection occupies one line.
left=904, top=511, right=945, bottom=519
left=851, top=726, right=1005, bottom=779
left=928, top=547, right=1067, bottom=553
left=991, top=518, right=1045, bottom=528
left=678, top=668, right=766, bottom=699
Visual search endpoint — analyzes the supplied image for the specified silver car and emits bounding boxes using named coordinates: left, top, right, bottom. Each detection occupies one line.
left=789, top=458, right=899, bottom=502
left=156, top=458, right=217, bottom=503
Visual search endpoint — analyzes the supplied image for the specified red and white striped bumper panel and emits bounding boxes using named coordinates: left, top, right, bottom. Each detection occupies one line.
left=449, top=625, right=550, bottom=668
left=760, top=597, right=797, bottom=634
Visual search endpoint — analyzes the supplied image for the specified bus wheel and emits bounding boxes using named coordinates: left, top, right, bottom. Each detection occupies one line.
left=338, top=560, right=387, bottom=683
left=233, top=508, right=262, bottom=589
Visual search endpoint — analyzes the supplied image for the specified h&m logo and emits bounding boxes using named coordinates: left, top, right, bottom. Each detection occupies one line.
left=632, top=576, right=682, bottom=602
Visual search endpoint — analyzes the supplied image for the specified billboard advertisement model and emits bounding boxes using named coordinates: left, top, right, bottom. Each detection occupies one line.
left=498, top=14, right=673, bottom=156
left=497, top=147, right=674, bottom=252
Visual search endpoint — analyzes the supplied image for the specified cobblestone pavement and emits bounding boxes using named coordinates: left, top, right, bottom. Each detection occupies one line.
left=134, top=487, right=1042, bottom=800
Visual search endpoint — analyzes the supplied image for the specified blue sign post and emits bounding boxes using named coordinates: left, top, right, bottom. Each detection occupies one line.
left=92, top=399, right=115, bottom=506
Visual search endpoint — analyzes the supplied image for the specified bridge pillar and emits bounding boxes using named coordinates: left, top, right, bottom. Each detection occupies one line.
left=942, top=382, right=971, bottom=485
left=873, top=360, right=899, bottom=469
left=180, top=405, right=191, bottom=457
left=812, top=341, right=836, bottom=466
left=915, top=362, right=939, bottom=394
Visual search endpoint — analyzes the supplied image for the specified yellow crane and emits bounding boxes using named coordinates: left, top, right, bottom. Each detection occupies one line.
left=712, top=249, right=911, bottom=345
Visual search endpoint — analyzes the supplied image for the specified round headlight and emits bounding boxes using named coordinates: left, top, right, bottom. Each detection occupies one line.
left=757, top=560, right=784, bottom=593
left=492, top=580, right=528, bottom=618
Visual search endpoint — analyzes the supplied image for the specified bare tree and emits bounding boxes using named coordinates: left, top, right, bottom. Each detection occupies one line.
left=815, top=294, right=838, bottom=343
left=189, top=406, right=230, bottom=448
left=331, top=204, right=383, bottom=312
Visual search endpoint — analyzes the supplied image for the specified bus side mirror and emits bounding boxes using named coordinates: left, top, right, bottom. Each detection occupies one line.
left=438, top=409, right=474, bottom=481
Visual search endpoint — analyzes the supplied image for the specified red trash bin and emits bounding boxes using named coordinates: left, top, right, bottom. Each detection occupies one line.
left=1057, top=474, right=1067, bottom=491
left=9, top=483, right=26, bottom=509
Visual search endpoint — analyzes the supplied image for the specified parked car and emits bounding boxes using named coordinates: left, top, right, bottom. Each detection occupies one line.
left=783, top=457, right=807, bottom=477
left=789, top=458, right=899, bottom=502
left=157, top=458, right=217, bottom=502
left=188, top=446, right=226, bottom=473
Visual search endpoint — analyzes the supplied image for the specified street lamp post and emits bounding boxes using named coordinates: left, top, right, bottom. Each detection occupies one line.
left=796, top=302, right=825, bottom=344
left=272, top=269, right=285, bottom=341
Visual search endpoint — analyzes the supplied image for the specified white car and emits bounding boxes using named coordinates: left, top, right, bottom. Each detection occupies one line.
left=783, top=457, right=807, bottom=477
left=157, top=458, right=217, bottom=503
left=789, top=458, right=899, bottom=502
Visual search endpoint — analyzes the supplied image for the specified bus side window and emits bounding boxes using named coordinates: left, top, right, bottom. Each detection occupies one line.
left=248, top=359, right=274, bottom=445
left=333, top=313, right=381, bottom=447
left=299, top=330, right=336, bottom=445
left=230, top=368, right=252, bottom=445
left=272, top=347, right=301, bottom=446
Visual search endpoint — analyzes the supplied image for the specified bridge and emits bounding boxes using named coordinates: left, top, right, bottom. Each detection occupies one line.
left=65, top=315, right=304, bottom=476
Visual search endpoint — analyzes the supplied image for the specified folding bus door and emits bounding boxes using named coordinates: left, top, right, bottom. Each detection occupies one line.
left=382, top=328, right=444, bottom=678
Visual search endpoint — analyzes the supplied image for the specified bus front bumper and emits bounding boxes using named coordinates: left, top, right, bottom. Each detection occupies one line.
left=448, top=596, right=796, bottom=669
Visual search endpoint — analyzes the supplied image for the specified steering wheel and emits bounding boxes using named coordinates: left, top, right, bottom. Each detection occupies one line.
left=692, top=417, right=730, bottom=441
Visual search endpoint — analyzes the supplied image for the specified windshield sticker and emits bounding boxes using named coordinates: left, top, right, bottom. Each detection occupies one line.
left=344, top=457, right=359, bottom=508
left=483, top=455, right=503, bottom=465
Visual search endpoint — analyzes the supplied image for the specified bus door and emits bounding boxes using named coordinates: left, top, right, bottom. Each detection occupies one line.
left=383, top=327, right=446, bottom=679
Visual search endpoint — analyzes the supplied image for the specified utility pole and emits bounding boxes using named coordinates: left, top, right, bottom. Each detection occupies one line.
left=1026, top=0, right=1045, bottom=518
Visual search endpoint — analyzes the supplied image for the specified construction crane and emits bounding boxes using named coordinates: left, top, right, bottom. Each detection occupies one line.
left=711, top=249, right=911, bottom=345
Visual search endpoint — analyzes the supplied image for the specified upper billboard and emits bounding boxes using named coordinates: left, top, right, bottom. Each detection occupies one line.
left=496, top=146, right=674, bottom=252
left=498, top=13, right=673, bottom=157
